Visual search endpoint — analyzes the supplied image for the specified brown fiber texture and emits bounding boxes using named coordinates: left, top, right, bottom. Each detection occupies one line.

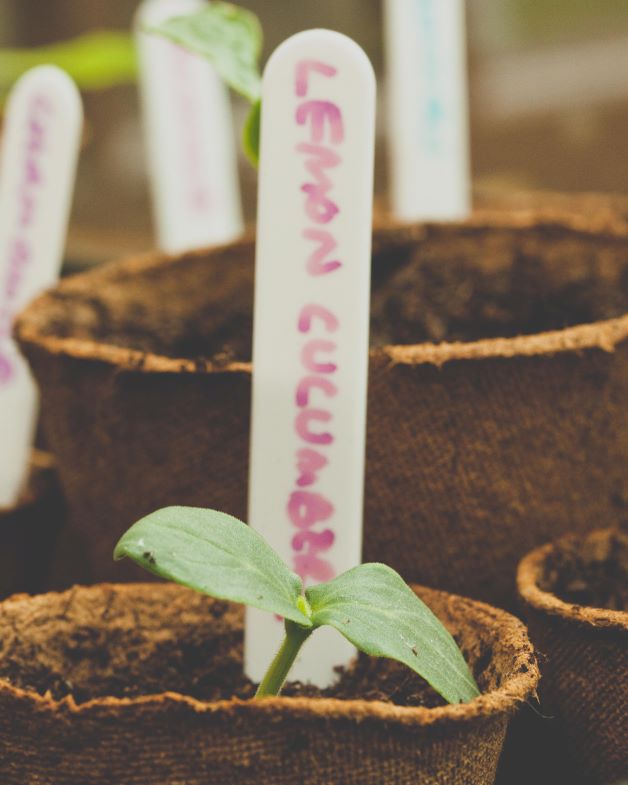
left=0, top=451, right=65, bottom=599
left=15, top=192, right=628, bottom=608
left=517, top=529, right=628, bottom=784
left=0, top=582, right=538, bottom=785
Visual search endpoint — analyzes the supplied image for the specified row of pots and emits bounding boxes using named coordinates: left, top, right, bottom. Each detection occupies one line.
left=1, top=191, right=626, bottom=783
left=12, top=192, right=628, bottom=608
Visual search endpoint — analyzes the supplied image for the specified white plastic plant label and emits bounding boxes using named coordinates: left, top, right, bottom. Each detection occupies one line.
left=0, top=66, right=82, bottom=507
left=384, top=0, right=470, bottom=221
left=136, top=0, right=244, bottom=254
left=245, top=30, right=376, bottom=687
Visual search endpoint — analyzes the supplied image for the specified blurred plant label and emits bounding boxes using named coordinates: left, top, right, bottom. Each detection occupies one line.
left=385, top=0, right=470, bottom=221
left=246, top=30, right=375, bottom=687
left=136, top=0, right=244, bottom=254
left=0, top=66, right=81, bottom=506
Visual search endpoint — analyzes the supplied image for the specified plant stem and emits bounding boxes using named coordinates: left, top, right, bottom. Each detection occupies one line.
left=254, top=621, right=313, bottom=698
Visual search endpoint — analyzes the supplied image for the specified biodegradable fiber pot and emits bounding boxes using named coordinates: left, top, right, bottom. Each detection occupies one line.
left=0, top=582, right=538, bottom=785
left=15, top=192, right=628, bottom=606
left=517, top=528, right=627, bottom=785
left=0, top=450, right=65, bottom=598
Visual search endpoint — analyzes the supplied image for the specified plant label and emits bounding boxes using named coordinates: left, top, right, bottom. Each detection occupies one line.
left=136, top=0, right=244, bottom=254
left=384, top=0, right=470, bottom=221
left=246, top=30, right=376, bottom=687
left=0, top=66, right=82, bottom=507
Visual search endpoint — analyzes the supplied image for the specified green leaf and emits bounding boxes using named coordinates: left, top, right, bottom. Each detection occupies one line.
left=114, top=507, right=311, bottom=627
left=147, top=2, right=263, bottom=103
left=306, top=563, right=480, bottom=704
left=0, top=31, right=137, bottom=102
left=242, top=99, right=261, bottom=166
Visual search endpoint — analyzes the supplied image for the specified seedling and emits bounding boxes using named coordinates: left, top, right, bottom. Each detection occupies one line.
left=114, top=507, right=480, bottom=703
left=136, top=5, right=480, bottom=705
left=145, top=1, right=263, bottom=164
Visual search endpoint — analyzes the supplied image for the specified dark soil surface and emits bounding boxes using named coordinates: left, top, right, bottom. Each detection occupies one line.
left=0, top=595, right=490, bottom=709
left=33, top=225, right=628, bottom=363
left=539, top=530, right=628, bottom=611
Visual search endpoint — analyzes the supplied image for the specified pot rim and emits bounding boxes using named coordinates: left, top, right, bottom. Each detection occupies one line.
left=15, top=201, right=628, bottom=376
left=517, top=528, right=628, bottom=632
left=0, top=582, right=539, bottom=729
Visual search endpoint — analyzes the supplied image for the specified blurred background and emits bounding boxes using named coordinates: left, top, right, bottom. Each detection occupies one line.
left=2, top=0, right=628, bottom=264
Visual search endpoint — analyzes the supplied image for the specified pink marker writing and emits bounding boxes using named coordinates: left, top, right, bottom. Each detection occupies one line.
left=0, top=65, right=82, bottom=507
left=0, top=94, right=53, bottom=386
left=247, top=30, right=375, bottom=687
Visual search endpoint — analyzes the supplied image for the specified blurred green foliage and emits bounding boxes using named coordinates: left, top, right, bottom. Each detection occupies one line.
left=512, top=0, right=628, bottom=44
left=0, top=30, right=136, bottom=103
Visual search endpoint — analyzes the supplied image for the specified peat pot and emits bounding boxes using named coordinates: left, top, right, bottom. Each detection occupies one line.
left=0, top=582, right=539, bottom=785
left=0, top=450, right=64, bottom=598
left=15, top=191, right=628, bottom=606
left=517, top=528, right=627, bottom=784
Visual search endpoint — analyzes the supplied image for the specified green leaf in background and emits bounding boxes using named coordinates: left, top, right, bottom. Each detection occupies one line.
left=0, top=31, right=137, bottom=102
left=242, top=99, right=261, bottom=166
left=306, top=563, right=481, bottom=704
left=147, top=1, right=263, bottom=104
left=114, top=506, right=311, bottom=627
